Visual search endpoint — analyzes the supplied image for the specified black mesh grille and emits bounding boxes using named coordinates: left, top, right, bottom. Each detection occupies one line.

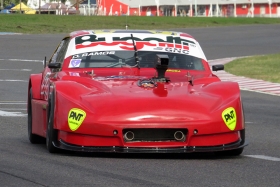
left=123, top=128, right=188, bottom=142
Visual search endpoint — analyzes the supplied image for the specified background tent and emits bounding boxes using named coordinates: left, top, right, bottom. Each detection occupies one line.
left=11, top=3, right=36, bottom=14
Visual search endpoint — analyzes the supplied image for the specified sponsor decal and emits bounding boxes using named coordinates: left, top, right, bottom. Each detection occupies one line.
left=69, top=72, right=80, bottom=76
left=167, top=69, right=181, bottom=72
left=72, top=51, right=115, bottom=59
left=68, top=108, right=86, bottom=131
left=69, top=59, right=81, bottom=68
left=222, top=107, right=237, bottom=130
left=75, top=35, right=193, bottom=53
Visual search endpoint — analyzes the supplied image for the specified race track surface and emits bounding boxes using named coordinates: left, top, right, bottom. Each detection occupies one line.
left=0, top=25, right=280, bottom=187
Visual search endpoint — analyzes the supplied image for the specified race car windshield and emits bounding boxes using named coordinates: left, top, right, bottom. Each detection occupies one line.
left=70, top=51, right=204, bottom=70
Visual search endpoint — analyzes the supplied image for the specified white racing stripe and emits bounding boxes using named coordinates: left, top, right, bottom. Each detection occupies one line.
left=245, top=155, right=280, bottom=161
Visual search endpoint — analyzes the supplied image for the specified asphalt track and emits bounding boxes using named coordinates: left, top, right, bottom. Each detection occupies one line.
left=0, top=25, right=280, bottom=187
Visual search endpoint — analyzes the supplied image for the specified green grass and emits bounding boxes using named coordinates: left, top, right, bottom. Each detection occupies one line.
left=225, top=53, right=280, bottom=83
left=1, top=14, right=280, bottom=34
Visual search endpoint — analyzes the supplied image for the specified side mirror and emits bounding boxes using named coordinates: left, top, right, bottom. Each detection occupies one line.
left=48, top=63, right=61, bottom=69
left=212, top=64, right=224, bottom=71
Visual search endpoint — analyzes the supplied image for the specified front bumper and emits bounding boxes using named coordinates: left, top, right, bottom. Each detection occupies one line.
left=53, top=139, right=248, bottom=153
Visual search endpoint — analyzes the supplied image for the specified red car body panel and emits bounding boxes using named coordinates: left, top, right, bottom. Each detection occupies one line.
left=28, top=30, right=247, bottom=154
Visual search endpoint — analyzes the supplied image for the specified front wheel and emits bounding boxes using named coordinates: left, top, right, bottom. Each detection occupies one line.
left=46, top=90, right=58, bottom=153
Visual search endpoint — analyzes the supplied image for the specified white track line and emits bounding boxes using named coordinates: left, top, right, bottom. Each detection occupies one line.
left=0, top=103, right=26, bottom=105
left=245, top=155, right=280, bottom=161
left=0, top=110, right=27, bottom=117
left=0, top=108, right=26, bottom=110
left=0, top=69, right=31, bottom=71
left=0, top=59, right=42, bottom=62
left=0, top=79, right=28, bottom=82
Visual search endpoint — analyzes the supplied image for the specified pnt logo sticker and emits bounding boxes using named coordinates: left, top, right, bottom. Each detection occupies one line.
left=68, top=108, right=86, bottom=131
left=222, top=107, right=237, bottom=131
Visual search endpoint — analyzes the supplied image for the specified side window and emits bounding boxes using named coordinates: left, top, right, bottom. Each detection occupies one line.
left=49, top=37, right=70, bottom=65
left=56, top=38, right=70, bottom=65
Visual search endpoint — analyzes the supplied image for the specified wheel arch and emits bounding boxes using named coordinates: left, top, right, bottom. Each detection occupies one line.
left=28, top=73, right=43, bottom=100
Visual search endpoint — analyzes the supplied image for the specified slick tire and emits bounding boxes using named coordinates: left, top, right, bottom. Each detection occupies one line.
left=46, top=90, right=58, bottom=153
left=28, top=88, right=45, bottom=144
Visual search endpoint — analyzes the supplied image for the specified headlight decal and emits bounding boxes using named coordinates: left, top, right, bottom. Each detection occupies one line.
left=68, top=108, right=86, bottom=131
left=222, top=107, right=236, bottom=131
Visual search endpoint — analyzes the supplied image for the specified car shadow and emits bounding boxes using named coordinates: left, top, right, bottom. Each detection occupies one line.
left=56, top=149, right=245, bottom=160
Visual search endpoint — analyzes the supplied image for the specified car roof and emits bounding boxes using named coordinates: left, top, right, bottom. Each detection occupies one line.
left=65, top=29, right=207, bottom=61
left=69, top=30, right=194, bottom=39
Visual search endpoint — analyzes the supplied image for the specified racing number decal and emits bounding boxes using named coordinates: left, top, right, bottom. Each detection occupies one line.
left=68, top=108, right=86, bottom=131
left=222, top=107, right=237, bottom=131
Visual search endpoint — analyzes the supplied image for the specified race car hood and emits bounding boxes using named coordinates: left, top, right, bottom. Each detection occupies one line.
left=57, top=72, right=240, bottom=122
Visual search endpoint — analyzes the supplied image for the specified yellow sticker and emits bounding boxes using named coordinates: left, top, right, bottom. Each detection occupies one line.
left=167, top=69, right=181, bottom=72
left=222, top=107, right=237, bottom=131
left=68, top=108, right=86, bottom=131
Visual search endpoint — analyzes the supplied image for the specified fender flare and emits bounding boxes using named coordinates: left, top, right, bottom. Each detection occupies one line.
left=29, top=73, right=42, bottom=100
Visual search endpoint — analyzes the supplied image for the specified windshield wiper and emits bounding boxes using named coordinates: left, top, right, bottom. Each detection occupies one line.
left=131, top=34, right=140, bottom=69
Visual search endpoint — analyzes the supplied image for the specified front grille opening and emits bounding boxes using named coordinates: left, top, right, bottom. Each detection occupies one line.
left=122, top=128, right=188, bottom=142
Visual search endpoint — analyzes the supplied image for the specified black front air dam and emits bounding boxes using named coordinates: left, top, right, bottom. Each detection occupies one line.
left=53, top=138, right=248, bottom=153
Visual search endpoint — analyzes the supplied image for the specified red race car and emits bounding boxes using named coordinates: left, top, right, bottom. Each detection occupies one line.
left=28, top=30, right=247, bottom=155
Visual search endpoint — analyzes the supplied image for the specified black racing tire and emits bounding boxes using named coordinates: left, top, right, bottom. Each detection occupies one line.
left=46, top=90, right=59, bottom=153
left=28, top=88, right=45, bottom=144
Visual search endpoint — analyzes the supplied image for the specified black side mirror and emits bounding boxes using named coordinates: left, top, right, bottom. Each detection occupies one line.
left=48, top=63, right=61, bottom=69
left=212, top=64, right=224, bottom=71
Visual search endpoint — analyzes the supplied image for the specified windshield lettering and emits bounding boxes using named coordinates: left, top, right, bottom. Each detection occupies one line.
left=72, top=51, right=115, bottom=58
